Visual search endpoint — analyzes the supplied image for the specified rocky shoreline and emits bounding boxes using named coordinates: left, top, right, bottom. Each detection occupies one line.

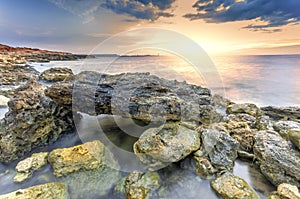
left=0, top=57, right=300, bottom=198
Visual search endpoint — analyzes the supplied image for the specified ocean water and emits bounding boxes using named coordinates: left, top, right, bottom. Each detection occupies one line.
left=31, top=54, right=300, bottom=107
left=1, top=54, right=299, bottom=198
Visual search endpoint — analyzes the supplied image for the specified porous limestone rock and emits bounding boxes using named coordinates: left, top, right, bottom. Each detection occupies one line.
left=133, top=122, right=200, bottom=170
left=288, top=129, right=300, bottom=149
left=211, top=172, right=259, bottom=199
left=0, top=182, right=68, bottom=199
left=253, top=131, right=300, bottom=187
left=48, top=140, right=105, bottom=177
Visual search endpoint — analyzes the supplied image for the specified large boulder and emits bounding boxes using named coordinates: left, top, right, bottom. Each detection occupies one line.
left=211, top=172, right=259, bottom=199
left=288, top=129, right=300, bottom=149
left=0, top=182, right=68, bottom=199
left=14, top=152, right=48, bottom=183
left=40, top=67, right=73, bottom=82
left=253, top=131, right=300, bottom=187
left=133, top=122, right=200, bottom=170
left=0, top=80, right=74, bottom=162
left=46, top=72, right=218, bottom=125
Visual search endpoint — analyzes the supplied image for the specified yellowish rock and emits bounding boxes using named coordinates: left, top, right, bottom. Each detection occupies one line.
left=0, top=182, right=68, bottom=199
left=211, top=172, right=259, bottom=199
left=278, top=183, right=300, bottom=199
left=48, top=140, right=105, bottom=177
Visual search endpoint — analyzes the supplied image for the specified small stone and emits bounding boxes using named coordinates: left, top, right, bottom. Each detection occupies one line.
left=14, top=152, right=48, bottom=183
left=211, top=172, right=259, bottom=199
left=0, top=182, right=68, bottom=199
left=48, top=140, right=105, bottom=177
left=115, top=171, right=160, bottom=199
left=277, top=183, right=300, bottom=199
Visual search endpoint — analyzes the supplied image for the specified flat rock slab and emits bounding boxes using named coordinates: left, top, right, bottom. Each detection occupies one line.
left=0, top=182, right=68, bottom=199
left=253, top=131, right=300, bottom=187
left=211, top=172, right=259, bottom=199
left=46, top=72, right=215, bottom=125
left=48, top=140, right=105, bottom=177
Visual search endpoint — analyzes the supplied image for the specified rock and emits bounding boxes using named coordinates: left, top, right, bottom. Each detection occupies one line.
left=0, top=182, right=68, bottom=199
left=0, top=65, right=39, bottom=86
left=192, top=149, right=217, bottom=179
left=48, top=140, right=106, bottom=177
left=201, top=128, right=239, bottom=171
left=227, top=103, right=262, bottom=117
left=269, top=191, right=281, bottom=199
left=261, top=106, right=300, bottom=123
left=115, top=171, right=160, bottom=199
left=253, top=131, right=300, bottom=187
left=277, top=183, right=300, bottom=199
left=46, top=72, right=218, bottom=125
left=0, top=80, right=74, bottom=162
left=211, top=172, right=259, bottom=199
left=14, top=152, right=48, bottom=183
left=288, top=129, right=300, bottom=149
left=133, top=122, right=200, bottom=170
left=40, top=67, right=73, bottom=82
left=273, top=121, right=300, bottom=140
left=0, top=95, right=9, bottom=107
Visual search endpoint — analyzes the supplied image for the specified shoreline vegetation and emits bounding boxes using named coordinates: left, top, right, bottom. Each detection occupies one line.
left=0, top=44, right=300, bottom=199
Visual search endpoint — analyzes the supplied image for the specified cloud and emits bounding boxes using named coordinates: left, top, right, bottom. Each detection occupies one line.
left=48, top=0, right=176, bottom=23
left=183, top=0, right=300, bottom=31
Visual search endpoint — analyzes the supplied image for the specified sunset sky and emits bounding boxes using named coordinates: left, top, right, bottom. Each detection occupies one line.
left=1, top=0, right=300, bottom=55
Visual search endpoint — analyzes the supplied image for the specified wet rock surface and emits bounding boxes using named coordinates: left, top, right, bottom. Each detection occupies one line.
left=134, top=122, right=200, bottom=170
left=40, top=67, right=73, bottom=82
left=211, top=172, right=259, bottom=199
left=14, top=152, right=48, bottom=183
left=48, top=140, right=105, bottom=177
left=115, top=171, right=160, bottom=199
left=253, top=131, right=300, bottom=187
left=0, top=80, right=74, bottom=162
left=0, top=182, right=68, bottom=199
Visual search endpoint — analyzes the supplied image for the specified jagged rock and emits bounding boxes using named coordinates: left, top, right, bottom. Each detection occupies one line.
left=0, top=65, right=39, bottom=86
left=0, top=182, right=68, bottom=199
left=40, top=67, right=73, bottom=82
left=288, top=129, right=300, bottom=149
left=192, top=149, right=217, bottom=179
left=0, top=95, right=9, bottom=107
left=0, top=80, right=74, bottom=162
left=261, top=106, right=300, bottom=123
left=253, top=131, right=300, bottom=187
left=273, top=121, right=300, bottom=140
left=115, top=171, right=160, bottom=199
left=202, top=128, right=239, bottom=170
left=277, top=183, right=300, bottom=199
left=211, top=172, right=259, bottom=199
left=48, top=140, right=106, bottom=177
left=14, top=152, right=48, bottom=183
left=226, top=103, right=262, bottom=117
left=133, top=122, right=200, bottom=170
left=46, top=72, right=218, bottom=125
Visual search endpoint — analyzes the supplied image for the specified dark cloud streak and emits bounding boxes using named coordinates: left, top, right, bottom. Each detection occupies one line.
left=184, top=0, right=300, bottom=31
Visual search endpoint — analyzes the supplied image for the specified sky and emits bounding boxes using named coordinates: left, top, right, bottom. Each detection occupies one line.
left=1, top=0, right=300, bottom=55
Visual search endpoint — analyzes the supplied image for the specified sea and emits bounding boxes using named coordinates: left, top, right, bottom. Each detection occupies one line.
left=0, top=54, right=299, bottom=198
